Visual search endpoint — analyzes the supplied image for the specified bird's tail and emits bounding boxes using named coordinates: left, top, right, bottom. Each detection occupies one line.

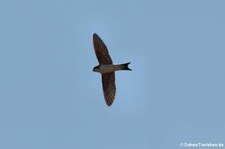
left=121, top=62, right=132, bottom=71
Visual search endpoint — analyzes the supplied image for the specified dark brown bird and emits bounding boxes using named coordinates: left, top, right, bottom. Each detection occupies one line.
left=92, top=33, right=131, bottom=106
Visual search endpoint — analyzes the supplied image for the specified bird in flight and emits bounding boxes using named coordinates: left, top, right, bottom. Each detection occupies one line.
left=92, top=33, right=131, bottom=106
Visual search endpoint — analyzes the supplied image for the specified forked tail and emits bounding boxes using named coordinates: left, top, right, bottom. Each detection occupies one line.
left=121, top=62, right=132, bottom=71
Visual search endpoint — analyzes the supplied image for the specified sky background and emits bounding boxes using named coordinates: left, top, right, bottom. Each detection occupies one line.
left=0, top=0, right=225, bottom=149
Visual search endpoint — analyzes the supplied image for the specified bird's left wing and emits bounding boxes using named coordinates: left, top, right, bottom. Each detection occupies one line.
left=93, top=33, right=113, bottom=64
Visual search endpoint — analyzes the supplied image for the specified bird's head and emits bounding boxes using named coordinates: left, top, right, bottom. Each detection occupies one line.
left=93, top=65, right=100, bottom=72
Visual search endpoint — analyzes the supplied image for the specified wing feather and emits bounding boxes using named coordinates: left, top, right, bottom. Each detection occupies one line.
left=93, top=33, right=113, bottom=64
left=101, top=72, right=116, bottom=106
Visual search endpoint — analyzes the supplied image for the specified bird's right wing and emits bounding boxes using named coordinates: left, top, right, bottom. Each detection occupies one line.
left=102, top=72, right=116, bottom=106
left=93, top=33, right=113, bottom=64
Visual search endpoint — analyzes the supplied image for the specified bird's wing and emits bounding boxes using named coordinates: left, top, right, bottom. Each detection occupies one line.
left=93, top=33, right=113, bottom=64
left=101, top=72, right=116, bottom=106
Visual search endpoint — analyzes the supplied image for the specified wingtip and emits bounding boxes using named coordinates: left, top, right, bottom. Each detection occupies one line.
left=106, top=103, right=113, bottom=107
left=93, top=33, right=98, bottom=37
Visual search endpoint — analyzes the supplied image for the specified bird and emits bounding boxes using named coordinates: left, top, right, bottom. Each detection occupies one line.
left=92, top=33, right=131, bottom=106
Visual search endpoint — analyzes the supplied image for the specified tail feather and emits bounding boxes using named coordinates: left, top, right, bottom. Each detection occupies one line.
left=122, top=62, right=132, bottom=71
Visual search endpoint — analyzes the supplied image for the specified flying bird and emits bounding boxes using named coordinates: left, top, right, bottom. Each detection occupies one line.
left=92, top=33, right=131, bottom=106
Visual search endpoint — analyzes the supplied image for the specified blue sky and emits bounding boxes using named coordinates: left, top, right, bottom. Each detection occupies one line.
left=0, top=0, right=225, bottom=149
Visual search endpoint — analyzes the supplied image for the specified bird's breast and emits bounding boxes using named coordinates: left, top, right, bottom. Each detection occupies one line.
left=98, top=64, right=118, bottom=74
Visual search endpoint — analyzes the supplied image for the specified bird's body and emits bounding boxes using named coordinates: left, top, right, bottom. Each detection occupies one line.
left=92, top=33, right=131, bottom=106
left=93, top=63, right=131, bottom=74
